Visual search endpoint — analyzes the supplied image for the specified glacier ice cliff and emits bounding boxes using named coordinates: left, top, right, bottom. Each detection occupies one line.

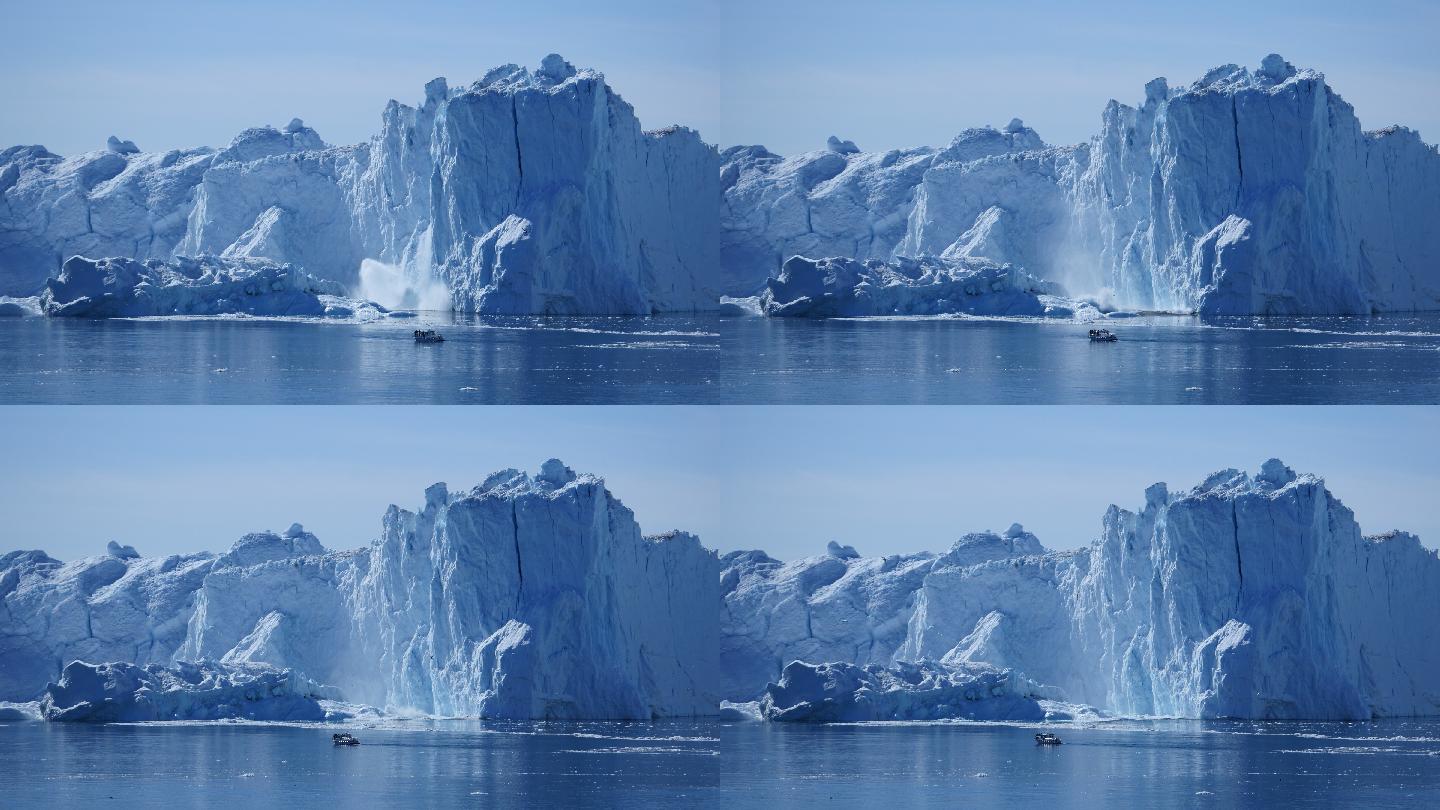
left=722, top=55, right=1440, bottom=315
left=6, top=54, right=1434, bottom=318
left=721, top=463, right=1440, bottom=720
left=0, top=461, right=720, bottom=720
left=0, top=55, right=719, bottom=315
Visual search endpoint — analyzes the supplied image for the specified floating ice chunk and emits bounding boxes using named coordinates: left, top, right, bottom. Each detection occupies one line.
left=717, top=295, right=763, bottom=317
left=39, top=661, right=333, bottom=722
left=38, top=255, right=392, bottom=320
left=759, top=660, right=1054, bottom=722
left=718, top=700, right=762, bottom=722
left=0, top=701, right=42, bottom=722
left=0, top=296, right=42, bottom=317
left=759, top=255, right=1071, bottom=318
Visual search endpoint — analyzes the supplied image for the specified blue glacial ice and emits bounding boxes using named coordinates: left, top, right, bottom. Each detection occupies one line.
left=3, top=54, right=1437, bottom=318
left=0, top=461, right=720, bottom=721
left=755, top=254, right=1096, bottom=318
left=39, top=255, right=394, bottom=319
left=0, top=55, right=719, bottom=316
left=722, top=55, right=1440, bottom=316
left=757, top=659, right=1063, bottom=723
left=721, top=461, right=1440, bottom=721
left=38, top=660, right=337, bottom=723
left=3, top=460, right=1437, bottom=724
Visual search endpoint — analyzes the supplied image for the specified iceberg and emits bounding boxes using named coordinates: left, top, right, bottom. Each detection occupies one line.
left=722, top=462, right=1440, bottom=720
left=0, top=55, right=720, bottom=315
left=8, top=53, right=1432, bottom=317
left=759, top=660, right=1055, bottom=723
left=0, top=461, right=721, bottom=721
left=39, top=255, right=393, bottom=319
left=756, top=254, right=1093, bottom=318
left=723, top=56, right=1440, bottom=315
left=0, top=701, right=41, bottom=722
left=39, top=660, right=334, bottom=723
left=0, top=295, right=40, bottom=317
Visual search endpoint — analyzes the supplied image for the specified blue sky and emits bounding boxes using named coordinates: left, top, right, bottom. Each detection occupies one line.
left=2, top=0, right=1436, bottom=156
left=3, top=407, right=1436, bottom=561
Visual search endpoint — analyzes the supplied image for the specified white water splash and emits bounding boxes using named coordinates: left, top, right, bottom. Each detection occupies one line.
left=358, top=259, right=451, bottom=312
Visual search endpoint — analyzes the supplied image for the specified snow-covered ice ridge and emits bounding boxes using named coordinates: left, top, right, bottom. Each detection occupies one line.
left=723, top=55, right=1440, bottom=315
left=0, top=55, right=719, bottom=315
left=0, top=461, right=720, bottom=720
left=722, top=461, right=1440, bottom=721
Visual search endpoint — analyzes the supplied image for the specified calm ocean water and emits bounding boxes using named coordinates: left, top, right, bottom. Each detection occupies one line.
left=0, top=314, right=721, bottom=405
left=3, top=718, right=1438, bottom=807
left=721, top=314, right=1440, bottom=404
left=1, top=313, right=1438, bottom=403
left=0, top=719, right=720, bottom=808
left=722, top=718, right=1440, bottom=807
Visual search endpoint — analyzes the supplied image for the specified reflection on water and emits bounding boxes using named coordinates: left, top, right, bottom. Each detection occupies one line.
left=1, top=313, right=1438, bottom=403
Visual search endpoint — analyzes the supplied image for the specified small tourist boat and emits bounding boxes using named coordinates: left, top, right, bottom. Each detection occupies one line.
left=1088, top=328, right=1118, bottom=342
left=414, top=329, right=445, bottom=344
left=1034, top=732, right=1063, bottom=745
left=332, top=733, right=360, bottom=746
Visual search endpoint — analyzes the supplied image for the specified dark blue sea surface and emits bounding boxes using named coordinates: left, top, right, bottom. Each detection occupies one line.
left=0, top=719, right=719, bottom=808
left=722, top=313, right=1440, bottom=404
left=1, top=313, right=1438, bottom=403
left=0, top=314, right=720, bottom=404
left=720, top=718, right=1440, bottom=807
left=3, top=717, right=1438, bottom=807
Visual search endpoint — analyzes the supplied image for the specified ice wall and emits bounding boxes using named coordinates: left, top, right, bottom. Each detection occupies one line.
left=0, top=462, right=720, bottom=720
left=0, top=56, right=720, bottom=314
left=721, top=463, right=1440, bottom=720
left=722, top=56, right=1440, bottom=314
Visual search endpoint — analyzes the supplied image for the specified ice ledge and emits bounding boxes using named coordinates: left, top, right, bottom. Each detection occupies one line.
left=467, top=53, right=600, bottom=95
